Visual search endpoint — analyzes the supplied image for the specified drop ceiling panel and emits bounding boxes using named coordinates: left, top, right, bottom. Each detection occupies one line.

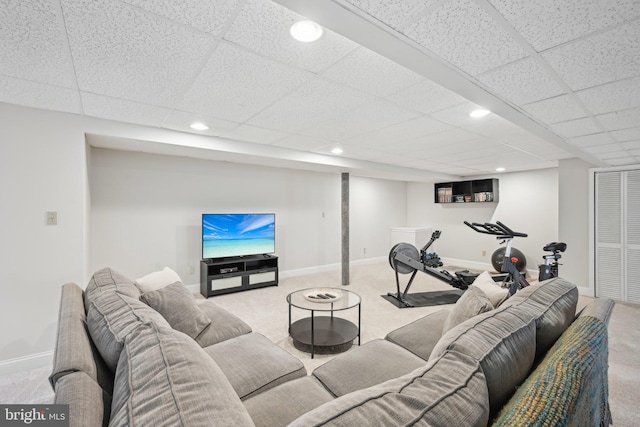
left=82, top=93, right=172, bottom=127
left=583, top=143, right=624, bottom=154
left=247, top=78, right=376, bottom=133
left=343, top=116, right=453, bottom=149
left=487, top=0, right=640, bottom=51
left=404, top=0, right=528, bottom=76
left=223, top=0, right=358, bottom=73
left=321, top=47, right=423, bottom=97
left=568, top=133, right=615, bottom=147
left=384, top=79, right=469, bottom=115
left=300, top=98, right=420, bottom=141
left=430, top=102, right=499, bottom=127
left=0, top=75, right=81, bottom=114
left=271, top=134, right=327, bottom=151
left=122, top=0, right=242, bottom=36
left=177, top=42, right=313, bottom=122
left=550, top=117, right=603, bottom=138
left=221, top=124, right=289, bottom=144
left=522, top=95, right=587, bottom=124
left=62, top=0, right=217, bottom=107
left=622, top=140, right=640, bottom=150
left=576, top=76, right=640, bottom=115
left=596, top=108, right=640, bottom=131
left=344, top=0, right=440, bottom=31
left=163, top=110, right=239, bottom=136
left=612, top=128, right=640, bottom=142
left=476, top=56, right=564, bottom=105
left=465, top=116, right=527, bottom=140
left=541, top=20, right=640, bottom=91
left=0, top=0, right=75, bottom=88
left=424, top=128, right=482, bottom=145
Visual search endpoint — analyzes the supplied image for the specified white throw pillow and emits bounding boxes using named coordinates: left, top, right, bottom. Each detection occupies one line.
left=470, top=271, right=509, bottom=307
left=135, top=266, right=182, bottom=293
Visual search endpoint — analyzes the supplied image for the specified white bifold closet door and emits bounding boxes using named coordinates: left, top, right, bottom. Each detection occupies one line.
left=595, top=169, right=640, bottom=303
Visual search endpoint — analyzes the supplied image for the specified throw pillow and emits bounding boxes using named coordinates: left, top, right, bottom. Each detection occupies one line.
left=141, top=281, right=212, bottom=340
left=471, top=271, right=510, bottom=307
left=442, top=286, right=494, bottom=334
left=135, top=266, right=181, bottom=293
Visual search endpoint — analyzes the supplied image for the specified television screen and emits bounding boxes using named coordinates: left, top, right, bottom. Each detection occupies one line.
left=202, top=213, right=275, bottom=259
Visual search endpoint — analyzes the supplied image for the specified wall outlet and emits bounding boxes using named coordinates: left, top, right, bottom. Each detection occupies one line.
left=482, top=250, right=486, bottom=257
left=188, top=265, right=195, bottom=275
left=46, top=211, right=58, bottom=225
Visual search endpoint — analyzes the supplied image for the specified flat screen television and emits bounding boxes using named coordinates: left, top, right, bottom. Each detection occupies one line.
left=202, top=213, right=275, bottom=259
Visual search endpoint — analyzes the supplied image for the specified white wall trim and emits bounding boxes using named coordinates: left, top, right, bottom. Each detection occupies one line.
left=0, top=351, right=54, bottom=377
left=577, top=285, right=595, bottom=297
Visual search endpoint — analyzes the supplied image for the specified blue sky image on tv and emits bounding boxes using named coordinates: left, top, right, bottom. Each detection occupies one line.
left=202, top=213, right=275, bottom=259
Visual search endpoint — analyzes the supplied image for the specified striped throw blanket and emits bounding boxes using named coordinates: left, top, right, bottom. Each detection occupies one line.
left=492, top=316, right=612, bottom=427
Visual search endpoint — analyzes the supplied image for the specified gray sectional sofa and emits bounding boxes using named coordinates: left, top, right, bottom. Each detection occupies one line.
left=50, top=268, right=614, bottom=426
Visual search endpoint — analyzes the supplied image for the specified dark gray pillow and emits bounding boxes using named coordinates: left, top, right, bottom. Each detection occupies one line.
left=141, top=281, right=211, bottom=340
left=442, top=286, right=494, bottom=334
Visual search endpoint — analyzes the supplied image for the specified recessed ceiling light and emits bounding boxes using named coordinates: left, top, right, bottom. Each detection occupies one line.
left=470, top=109, right=491, bottom=118
left=290, top=20, right=323, bottom=42
left=331, top=147, right=343, bottom=154
left=496, top=167, right=506, bottom=172
left=190, top=122, right=209, bottom=131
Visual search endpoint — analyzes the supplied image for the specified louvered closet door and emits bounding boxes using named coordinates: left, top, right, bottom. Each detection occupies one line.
left=595, top=169, right=640, bottom=303
left=626, top=170, right=640, bottom=303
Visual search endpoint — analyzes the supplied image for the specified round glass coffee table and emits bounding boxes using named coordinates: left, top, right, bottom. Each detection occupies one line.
left=287, top=288, right=361, bottom=358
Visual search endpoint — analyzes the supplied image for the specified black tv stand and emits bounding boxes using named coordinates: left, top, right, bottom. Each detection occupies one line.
left=200, top=254, right=278, bottom=297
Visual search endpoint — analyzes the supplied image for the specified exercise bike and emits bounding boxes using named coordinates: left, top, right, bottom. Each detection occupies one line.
left=464, top=221, right=530, bottom=295
left=538, top=242, right=566, bottom=281
left=387, top=230, right=484, bottom=308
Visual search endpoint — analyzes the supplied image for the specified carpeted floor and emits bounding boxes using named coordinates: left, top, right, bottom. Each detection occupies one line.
left=1, top=260, right=638, bottom=425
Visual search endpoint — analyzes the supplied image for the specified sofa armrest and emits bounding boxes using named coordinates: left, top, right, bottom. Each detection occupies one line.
left=576, top=298, right=614, bottom=325
left=384, top=309, right=450, bottom=360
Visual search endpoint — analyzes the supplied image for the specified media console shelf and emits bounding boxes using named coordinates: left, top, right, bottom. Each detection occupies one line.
left=434, top=178, right=499, bottom=204
left=200, top=254, right=278, bottom=297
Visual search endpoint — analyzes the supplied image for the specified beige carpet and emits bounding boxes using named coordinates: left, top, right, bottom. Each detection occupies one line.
left=1, top=261, right=638, bottom=426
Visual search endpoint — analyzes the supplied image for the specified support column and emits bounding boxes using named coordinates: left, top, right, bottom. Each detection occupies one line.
left=342, top=172, right=349, bottom=285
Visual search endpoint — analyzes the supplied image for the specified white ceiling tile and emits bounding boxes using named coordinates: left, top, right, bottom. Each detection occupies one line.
left=476, top=56, right=564, bottom=105
left=488, top=0, right=640, bottom=51
left=82, top=93, right=171, bottom=127
left=385, top=79, right=469, bottom=115
left=577, top=76, right=640, bottom=115
left=542, top=20, right=640, bottom=91
left=345, top=116, right=453, bottom=149
left=622, top=140, right=640, bottom=150
left=404, top=0, right=528, bottom=76
left=568, top=133, right=615, bottom=147
left=300, top=99, right=420, bottom=141
left=550, top=117, right=602, bottom=138
left=0, top=75, right=81, bottom=114
left=220, top=124, right=289, bottom=144
left=223, top=0, right=358, bottom=73
left=596, top=150, right=629, bottom=160
left=247, top=78, right=376, bottom=133
left=163, top=110, right=239, bottom=136
left=423, top=128, right=482, bottom=145
left=430, top=102, right=499, bottom=127
left=62, top=0, right=216, bottom=107
left=122, top=0, right=242, bottom=36
left=583, top=143, right=624, bottom=154
left=596, top=107, right=640, bottom=131
left=332, top=146, right=391, bottom=161
left=465, top=116, right=525, bottom=140
left=344, top=0, right=440, bottom=31
left=611, top=128, right=640, bottom=142
left=272, top=134, right=327, bottom=151
left=522, top=95, right=586, bottom=124
left=322, top=47, right=423, bottom=97
left=177, top=42, right=313, bottom=122
left=606, top=157, right=637, bottom=166
left=630, top=149, right=640, bottom=156
left=0, top=0, right=76, bottom=88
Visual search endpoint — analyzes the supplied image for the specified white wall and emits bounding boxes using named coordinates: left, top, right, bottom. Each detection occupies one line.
left=90, top=149, right=407, bottom=282
left=0, top=104, right=89, bottom=363
left=406, top=168, right=559, bottom=275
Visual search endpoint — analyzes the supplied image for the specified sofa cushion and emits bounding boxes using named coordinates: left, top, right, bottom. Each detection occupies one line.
left=49, top=283, right=113, bottom=395
left=194, top=300, right=252, bottom=347
left=84, top=268, right=140, bottom=312
left=244, top=376, right=334, bottom=427
left=500, top=277, right=579, bottom=358
left=470, top=270, right=510, bottom=306
left=135, top=266, right=182, bottom=293
left=430, top=305, right=537, bottom=414
left=442, top=285, right=494, bottom=334
left=141, top=281, right=211, bottom=340
left=385, top=309, right=450, bottom=360
left=492, top=316, right=611, bottom=427
left=312, top=339, right=427, bottom=397
left=288, top=350, right=489, bottom=427
left=109, top=322, right=254, bottom=427
left=54, top=371, right=111, bottom=427
left=204, top=332, right=306, bottom=400
left=86, top=291, right=170, bottom=372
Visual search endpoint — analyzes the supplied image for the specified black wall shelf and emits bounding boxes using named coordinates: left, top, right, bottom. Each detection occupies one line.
left=435, top=178, right=499, bottom=204
left=200, top=254, right=278, bottom=297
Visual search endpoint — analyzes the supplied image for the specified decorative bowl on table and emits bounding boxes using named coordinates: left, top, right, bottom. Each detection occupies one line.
left=303, top=288, right=343, bottom=303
